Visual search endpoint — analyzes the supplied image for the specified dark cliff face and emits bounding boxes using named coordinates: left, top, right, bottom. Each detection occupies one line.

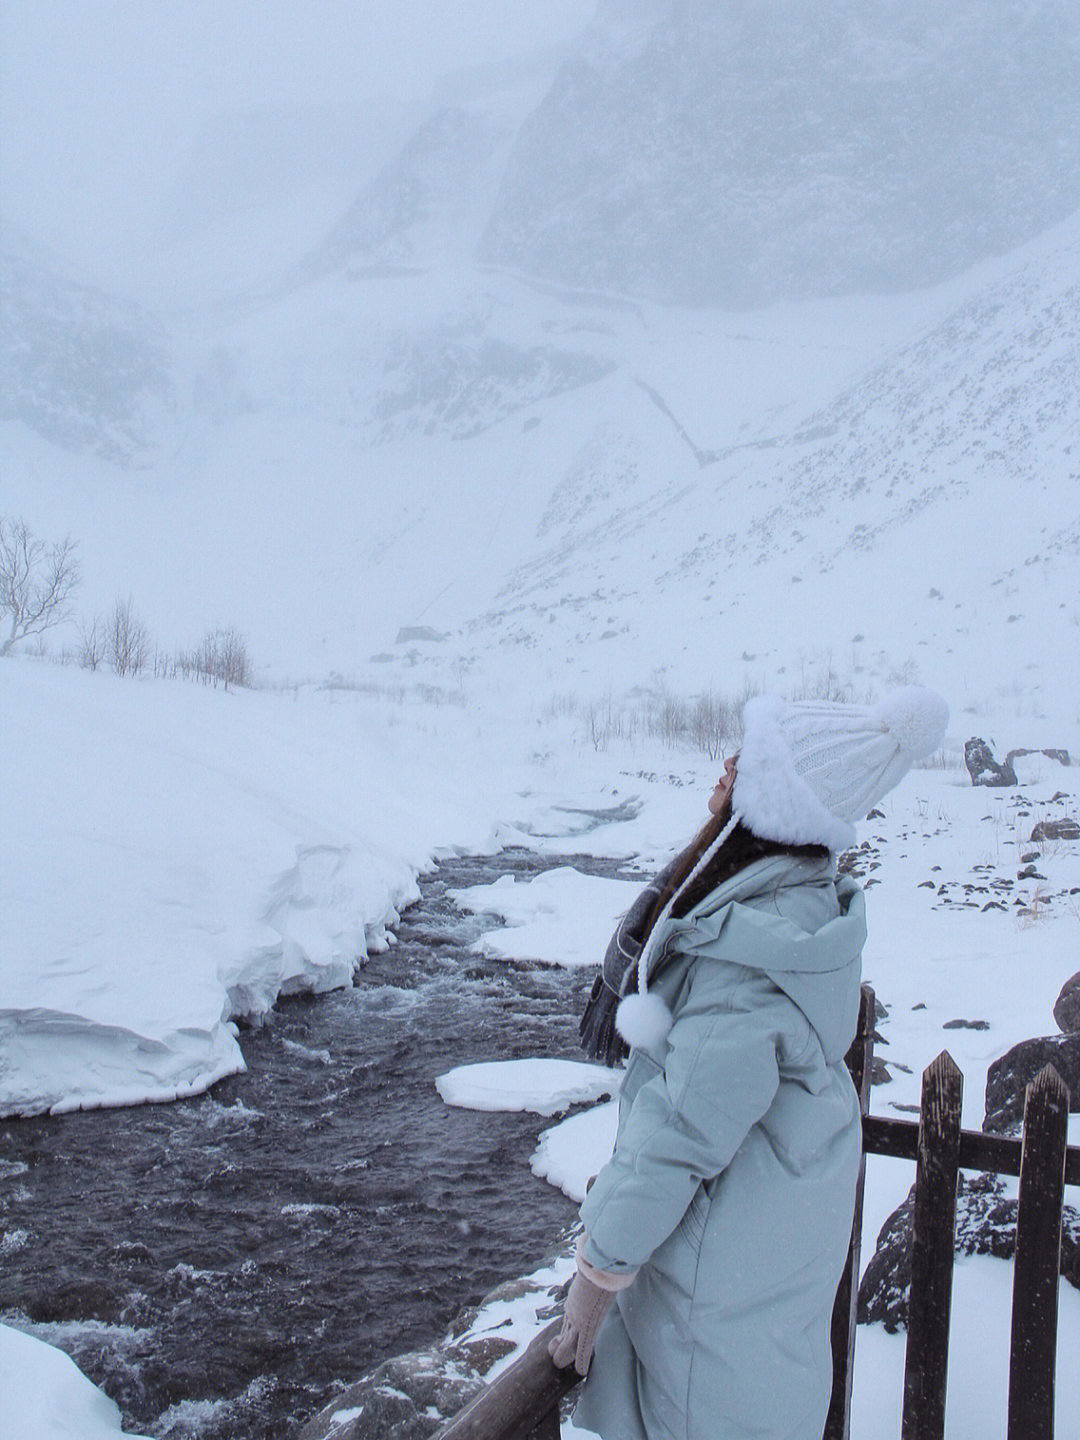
left=285, top=107, right=513, bottom=288
left=477, top=0, right=1080, bottom=307
left=1, top=247, right=175, bottom=466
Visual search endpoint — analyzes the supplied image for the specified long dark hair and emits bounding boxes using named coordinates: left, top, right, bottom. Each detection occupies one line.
left=641, top=799, right=829, bottom=936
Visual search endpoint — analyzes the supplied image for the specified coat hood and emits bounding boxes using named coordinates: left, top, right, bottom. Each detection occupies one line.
left=653, top=852, right=866, bottom=1065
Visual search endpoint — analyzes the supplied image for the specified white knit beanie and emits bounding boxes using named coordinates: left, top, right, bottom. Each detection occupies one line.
left=732, top=687, right=950, bottom=852
left=614, top=686, right=948, bottom=1053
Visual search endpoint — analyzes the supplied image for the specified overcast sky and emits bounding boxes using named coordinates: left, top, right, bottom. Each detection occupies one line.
left=1, top=1, right=589, bottom=280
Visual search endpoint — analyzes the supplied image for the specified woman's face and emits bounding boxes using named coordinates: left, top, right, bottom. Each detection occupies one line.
left=707, top=755, right=737, bottom=816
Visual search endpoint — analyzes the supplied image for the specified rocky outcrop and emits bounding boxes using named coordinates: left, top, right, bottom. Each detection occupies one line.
left=297, top=1261, right=570, bottom=1440
left=859, top=1173, right=1080, bottom=1331
left=1054, top=974, right=1080, bottom=1034
left=0, top=247, right=174, bottom=466
left=1031, top=817, right=1080, bottom=842
left=963, top=738, right=1073, bottom=787
left=297, top=1348, right=485, bottom=1440
left=983, top=1034, right=1080, bottom=1133
left=372, top=328, right=614, bottom=441
left=964, top=738, right=1017, bottom=787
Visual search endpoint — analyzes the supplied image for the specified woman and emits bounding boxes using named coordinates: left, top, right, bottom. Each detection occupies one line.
left=550, top=688, right=948, bottom=1440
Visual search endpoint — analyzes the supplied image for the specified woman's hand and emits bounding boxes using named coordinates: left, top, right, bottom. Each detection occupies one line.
left=549, top=1239, right=638, bottom=1377
left=548, top=1271, right=616, bottom=1377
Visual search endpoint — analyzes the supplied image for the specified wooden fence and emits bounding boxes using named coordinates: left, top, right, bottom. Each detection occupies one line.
left=435, top=984, right=1078, bottom=1440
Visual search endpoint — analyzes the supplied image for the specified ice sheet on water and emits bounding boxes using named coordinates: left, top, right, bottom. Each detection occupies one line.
left=448, top=867, right=640, bottom=968
left=530, top=1101, right=619, bottom=1202
left=436, top=1058, right=618, bottom=1116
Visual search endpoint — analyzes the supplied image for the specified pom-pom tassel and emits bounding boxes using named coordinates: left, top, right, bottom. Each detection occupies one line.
left=616, top=991, right=674, bottom=1051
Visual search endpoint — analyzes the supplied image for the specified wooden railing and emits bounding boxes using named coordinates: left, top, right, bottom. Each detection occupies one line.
left=435, top=984, right=1078, bottom=1440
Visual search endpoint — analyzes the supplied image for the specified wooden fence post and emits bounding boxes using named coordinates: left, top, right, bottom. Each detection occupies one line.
left=824, top=983, right=876, bottom=1440
left=1007, top=1064, right=1069, bottom=1440
left=524, top=1411, right=561, bottom=1440
left=901, top=1051, right=963, bottom=1440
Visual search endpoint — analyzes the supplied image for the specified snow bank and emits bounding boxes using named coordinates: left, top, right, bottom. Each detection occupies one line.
left=0, top=661, right=502, bottom=1116
left=0, top=1323, right=153, bottom=1440
left=436, top=1058, right=618, bottom=1115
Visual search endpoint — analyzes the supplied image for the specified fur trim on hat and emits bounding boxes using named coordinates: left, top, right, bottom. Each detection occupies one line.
left=733, top=696, right=857, bottom=852
left=616, top=991, right=674, bottom=1050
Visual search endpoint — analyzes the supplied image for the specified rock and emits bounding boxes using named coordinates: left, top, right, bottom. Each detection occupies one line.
left=983, top=1033, right=1080, bottom=1133
left=942, top=1018, right=990, bottom=1031
left=964, top=737, right=1017, bottom=787
left=1005, top=746, right=1072, bottom=772
left=870, top=1058, right=893, bottom=1086
left=297, top=1348, right=485, bottom=1440
left=1030, top=817, right=1080, bottom=842
left=395, top=627, right=449, bottom=644
left=446, top=1334, right=519, bottom=1375
left=1054, top=974, right=1080, bottom=1034
left=859, top=1173, right=1080, bottom=1330
left=297, top=1251, right=571, bottom=1438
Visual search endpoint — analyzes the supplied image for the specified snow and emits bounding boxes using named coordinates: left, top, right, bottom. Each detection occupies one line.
left=449, top=868, right=641, bottom=967
left=0, top=1323, right=153, bottom=1440
left=436, top=1059, right=618, bottom=1115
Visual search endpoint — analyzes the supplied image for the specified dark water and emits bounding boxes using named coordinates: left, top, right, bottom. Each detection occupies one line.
left=0, top=849, right=639, bottom=1438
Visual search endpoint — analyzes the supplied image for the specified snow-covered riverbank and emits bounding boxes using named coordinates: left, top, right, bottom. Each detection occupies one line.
left=3, top=657, right=1079, bottom=1437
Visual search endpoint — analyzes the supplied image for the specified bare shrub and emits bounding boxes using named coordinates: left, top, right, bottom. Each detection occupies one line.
left=157, top=627, right=253, bottom=689
left=577, top=686, right=747, bottom=758
left=108, top=597, right=151, bottom=677
left=688, top=692, right=741, bottom=761
left=195, top=627, right=251, bottom=689
left=0, top=517, right=80, bottom=656
left=789, top=655, right=854, bottom=704
left=78, top=618, right=106, bottom=671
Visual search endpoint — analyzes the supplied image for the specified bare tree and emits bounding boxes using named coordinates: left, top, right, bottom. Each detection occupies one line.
left=0, top=518, right=80, bottom=656
left=108, top=597, right=151, bottom=677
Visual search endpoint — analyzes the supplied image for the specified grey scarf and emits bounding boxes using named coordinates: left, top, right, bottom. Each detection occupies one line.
left=579, top=855, right=681, bottom=1066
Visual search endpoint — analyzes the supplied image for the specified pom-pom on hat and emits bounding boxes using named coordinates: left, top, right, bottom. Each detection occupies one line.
left=732, top=686, right=949, bottom=853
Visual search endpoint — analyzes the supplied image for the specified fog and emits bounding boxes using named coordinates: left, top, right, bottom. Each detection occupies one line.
left=0, top=1, right=588, bottom=295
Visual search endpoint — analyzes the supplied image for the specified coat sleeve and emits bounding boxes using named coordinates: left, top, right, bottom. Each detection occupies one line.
left=579, top=964, right=811, bottom=1273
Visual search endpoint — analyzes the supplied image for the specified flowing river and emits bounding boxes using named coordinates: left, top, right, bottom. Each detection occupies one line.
left=0, top=849, right=639, bottom=1438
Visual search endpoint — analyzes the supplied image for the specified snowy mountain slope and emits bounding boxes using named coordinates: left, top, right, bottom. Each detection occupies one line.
left=0, top=234, right=176, bottom=466
left=135, top=100, right=423, bottom=310
left=480, top=0, right=1080, bottom=306
left=448, top=214, right=1079, bottom=717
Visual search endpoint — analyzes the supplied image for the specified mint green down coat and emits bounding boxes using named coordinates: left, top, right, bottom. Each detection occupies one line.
left=575, top=852, right=867, bottom=1440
